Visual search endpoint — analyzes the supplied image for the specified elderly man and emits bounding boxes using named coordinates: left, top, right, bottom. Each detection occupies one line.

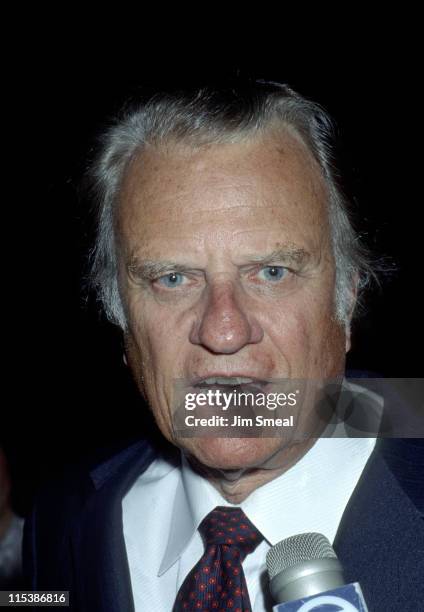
left=24, top=81, right=423, bottom=611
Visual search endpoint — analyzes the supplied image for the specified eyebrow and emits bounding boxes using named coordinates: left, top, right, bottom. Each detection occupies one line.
left=244, top=248, right=310, bottom=266
left=127, top=259, right=196, bottom=280
left=127, top=247, right=311, bottom=281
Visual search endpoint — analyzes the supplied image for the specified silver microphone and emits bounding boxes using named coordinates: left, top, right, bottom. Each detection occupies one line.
left=266, top=532, right=345, bottom=603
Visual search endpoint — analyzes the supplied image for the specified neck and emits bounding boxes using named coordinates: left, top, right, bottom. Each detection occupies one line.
left=187, top=438, right=317, bottom=504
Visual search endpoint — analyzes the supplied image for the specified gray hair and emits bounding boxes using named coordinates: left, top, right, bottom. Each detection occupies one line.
left=88, top=80, right=375, bottom=329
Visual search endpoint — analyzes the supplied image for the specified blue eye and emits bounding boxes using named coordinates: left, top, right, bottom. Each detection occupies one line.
left=259, top=266, right=287, bottom=281
left=157, top=272, right=184, bottom=287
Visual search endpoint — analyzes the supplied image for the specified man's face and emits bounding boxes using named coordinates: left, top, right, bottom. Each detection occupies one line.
left=117, top=130, right=349, bottom=471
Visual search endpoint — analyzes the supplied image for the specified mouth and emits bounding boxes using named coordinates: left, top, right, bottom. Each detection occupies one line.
left=191, top=375, right=269, bottom=394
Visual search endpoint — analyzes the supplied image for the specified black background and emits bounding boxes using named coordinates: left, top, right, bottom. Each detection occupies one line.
left=3, top=49, right=422, bottom=514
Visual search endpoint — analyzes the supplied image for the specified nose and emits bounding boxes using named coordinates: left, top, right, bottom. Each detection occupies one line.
left=189, top=281, right=263, bottom=354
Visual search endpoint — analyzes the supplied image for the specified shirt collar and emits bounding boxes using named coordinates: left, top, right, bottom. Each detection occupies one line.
left=158, top=453, right=232, bottom=575
left=158, top=437, right=376, bottom=575
left=240, top=437, right=376, bottom=545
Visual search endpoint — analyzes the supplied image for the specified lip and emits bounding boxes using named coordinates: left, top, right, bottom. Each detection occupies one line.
left=190, top=373, right=271, bottom=387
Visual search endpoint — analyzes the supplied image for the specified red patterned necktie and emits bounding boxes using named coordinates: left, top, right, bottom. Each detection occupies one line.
left=173, top=506, right=264, bottom=611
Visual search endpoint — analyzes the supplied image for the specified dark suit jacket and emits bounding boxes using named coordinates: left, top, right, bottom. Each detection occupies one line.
left=23, top=438, right=424, bottom=611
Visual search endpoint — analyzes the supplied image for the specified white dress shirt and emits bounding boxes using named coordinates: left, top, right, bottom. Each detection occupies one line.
left=123, top=436, right=376, bottom=611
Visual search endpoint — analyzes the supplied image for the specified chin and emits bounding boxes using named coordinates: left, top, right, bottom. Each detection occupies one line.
left=182, top=437, right=285, bottom=471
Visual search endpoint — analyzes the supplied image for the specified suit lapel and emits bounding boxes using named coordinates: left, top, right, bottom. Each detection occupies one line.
left=68, top=436, right=423, bottom=611
left=334, top=439, right=424, bottom=610
left=71, top=440, right=157, bottom=612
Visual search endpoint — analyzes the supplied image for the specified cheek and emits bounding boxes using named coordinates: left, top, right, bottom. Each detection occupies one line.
left=126, top=295, right=189, bottom=379
left=121, top=292, right=188, bottom=444
left=262, top=294, right=345, bottom=377
left=146, top=319, right=189, bottom=373
left=262, top=304, right=312, bottom=371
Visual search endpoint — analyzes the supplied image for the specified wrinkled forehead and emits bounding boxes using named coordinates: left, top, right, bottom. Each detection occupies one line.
left=115, top=130, right=331, bottom=257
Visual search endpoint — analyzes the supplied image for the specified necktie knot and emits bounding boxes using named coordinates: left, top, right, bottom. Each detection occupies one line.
left=199, top=506, right=263, bottom=559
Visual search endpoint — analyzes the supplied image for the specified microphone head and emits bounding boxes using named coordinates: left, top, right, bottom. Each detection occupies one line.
left=266, top=533, right=344, bottom=603
left=266, top=532, right=337, bottom=580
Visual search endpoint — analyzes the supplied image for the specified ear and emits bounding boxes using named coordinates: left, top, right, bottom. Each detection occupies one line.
left=122, top=330, right=133, bottom=364
left=121, top=331, right=129, bottom=366
left=344, top=273, right=359, bottom=353
left=121, top=330, right=148, bottom=400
